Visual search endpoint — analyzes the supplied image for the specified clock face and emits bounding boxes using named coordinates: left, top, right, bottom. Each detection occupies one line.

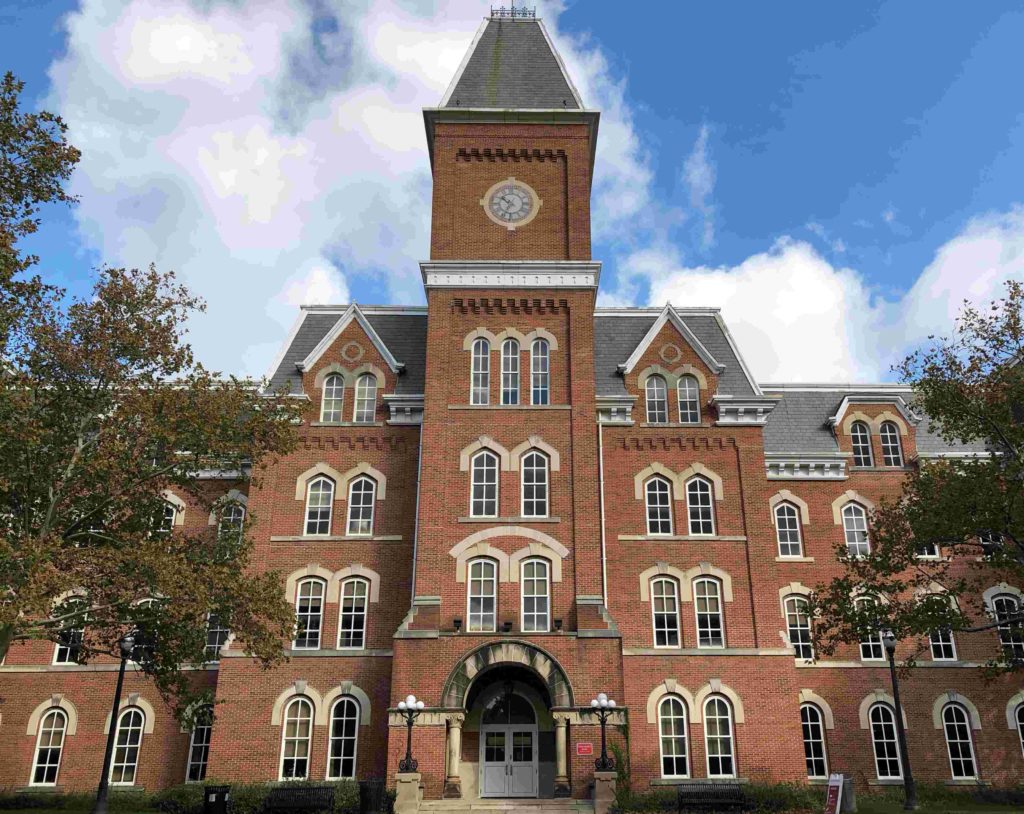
left=480, top=177, right=542, bottom=230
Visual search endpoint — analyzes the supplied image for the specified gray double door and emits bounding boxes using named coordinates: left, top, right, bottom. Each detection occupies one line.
left=479, top=724, right=538, bottom=797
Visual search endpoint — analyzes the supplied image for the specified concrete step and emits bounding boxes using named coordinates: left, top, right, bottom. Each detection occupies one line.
left=420, top=801, right=594, bottom=814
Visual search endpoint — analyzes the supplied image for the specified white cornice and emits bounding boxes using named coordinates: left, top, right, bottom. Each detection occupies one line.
left=712, top=395, right=779, bottom=426
left=420, top=260, right=600, bottom=289
left=827, top=394, right=921, bottom=428
left=764, top=454, right=848, bottom=481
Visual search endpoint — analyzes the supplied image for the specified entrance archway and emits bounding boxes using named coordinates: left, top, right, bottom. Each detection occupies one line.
left=477, top=678, right=540, bottom=797
left=441, top=640, right=574, bottom=709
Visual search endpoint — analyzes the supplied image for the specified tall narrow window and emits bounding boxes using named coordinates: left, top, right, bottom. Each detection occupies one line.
left=157, top=501, right=177, bottom=535
left=879, top=421, right=903, bottom=467
left=217, top=502, right=245, bottom=544
left=470, top=451, right=499, bottom=517
left=346, top=477, right=375, bottom=536
left=686, top=476, right=715, bottom=536
left=851, top=421, right=873, bottom=467
left=521, top=559, right=550, bottom=632
left=53, top=598, right=86, bottom=664
left=942, top=704, right=976, bottom=779
left=338, top=578, right=368, bottom=649
left=659, top=697, right=689, bottom=778
left=293, top=578, right=325, bottom=650
left=468, top=559, right=497, bottom=632
left=775, top=502, right=803, bottom=558
left=869, top=704, right=901, bottom=779
left=645, top=477, right=673, bottom=536
left=304, top=477, right=334, bottom=536
left=471, top=338, right=490, bottom=405
left=204, top=613, right=230, bottom=662
left=800, top=704, right=828, bottom=779
left=111, top=708, right=145, bottom=785
left=186, top=706, right=213, bottom=782
left=704, top=697, right=735, bottom=778
left=1016, top=704, right=1024, bottom=757
left=531, top=339, right=550, bottom=405
left=785, top=595, right=814, bottom=660
left=993, top=594, right=1024, bottom=659
left=651, top=578, right=680, bottom=648
left=327, top=697, right=360, bottom=780
left=521, top=451, right=549, bottom=518
left=694, top=578, right=724, bottom=647
left=677, top=375, right=700, bottom=424
left=501, top=339, right=520, bottom=405
left=645, top=375, right=668, bottom=423
left=842, top=503, right=870, bottom=557
left=856, top=598, right=885, bottom=661
left=30, top=709, right=67, bottom=786
left=930, top=629, right=957, bottom=661
left=280, top=697, right=313, bottom=780
left=352, top=374, right=376, bottom=423
left=321, top=373, right=344, bottom=422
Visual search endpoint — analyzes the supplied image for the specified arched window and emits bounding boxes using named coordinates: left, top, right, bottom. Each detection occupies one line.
left=339, top=578, right=369, bottom=649
left=694, top=578, right=724, bottom=647
left=471, top=338, right=490, bottom=405
left=327, top=697, right=360, bottom=780
left=775, top=502, right=802, bottom=558
left=53, top=598, right=86, bottom=665
left=645, top=375, right=668, bottom=424
left=30, top=709, right=67, bottom=786
left=111, top=707, right=145, bottom=785
left=800, top=704, right=828, bottom=779
left=930, top=629, right=957, bottom=661
left=501, top=339, right=520, bottom=405
left=704, top=697, right=735, bottom=778
left=279, top=697, right=313, bottom=780
left=869, top=703, right=901, bottom=779
left=157, top=501, right=177, bottom=536
left=1016, top=704, right=1024, bottom=757
left=686, top=476, right=715, bottom=536
left=204, top=613, right=230, bottom=662
left=993, top=594, right=1024, bottom=659
left=521, top=451, right=549, bottom=518
left=470, top=451, right=499, bottom=518
left=521, top=558, right=550, bottom=632
left=304, top=477, right=334, bottom=537
left=842, top=503, right=870, bottom=558
left=346, top=476, right=376, bottom=536
left=352, top=374, right=377, bottom=423
left=851, top=421, right=873, bottom=467
left=468, top=558, right=497, bottom=632
left=321, top=373, right=344, bottom=422
left=293, top=578, right=325, bottom=650
left=942, top=704, right=976, bottom=779
left=677, top=375, right=700, bottom=424
left=645, top=477, right=673, bottom=536
left=659, top=696, right=689, bottom=778
left=785, top=595, right=814, bottom=660
left=217, top=501, right=246, bottom=544
left=879, top=421, right=903, bottom=467
left=186, top=705, right=213, bottom=782
left=856, top=598, right=884, bottom=661
left=531, top=339, right=550, bottom=406
left=651, top=578, right=680, bottom=648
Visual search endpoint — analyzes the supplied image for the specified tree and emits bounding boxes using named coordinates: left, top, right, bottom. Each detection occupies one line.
left=812, top=280, right=1024, bottom=670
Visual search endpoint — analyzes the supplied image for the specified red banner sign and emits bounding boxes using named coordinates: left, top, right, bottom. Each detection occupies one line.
left=823, top=774, right=843, bottom=814
left=576, top=742, right=594, bottom=756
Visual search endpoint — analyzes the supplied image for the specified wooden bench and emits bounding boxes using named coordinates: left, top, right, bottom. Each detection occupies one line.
left=263, top=785, right=335, bottom=814
left=676, top=781, right=748, bottom=813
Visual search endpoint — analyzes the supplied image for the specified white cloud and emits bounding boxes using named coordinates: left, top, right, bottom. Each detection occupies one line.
left=683, top=124, right=716, bottom=250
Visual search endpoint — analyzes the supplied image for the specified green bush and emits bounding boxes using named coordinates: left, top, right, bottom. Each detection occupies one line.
left=0, top=790, right=152, bottom=812
left=153, top=780, right=362, bottom=814
left=611, top=782, right=824, bottom=813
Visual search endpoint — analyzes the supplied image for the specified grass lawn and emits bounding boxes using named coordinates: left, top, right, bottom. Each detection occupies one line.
left=841, top=799, right=1022, bottom=814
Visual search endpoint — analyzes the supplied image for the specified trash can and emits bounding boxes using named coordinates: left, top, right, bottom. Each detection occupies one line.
left=204, top=785, right=231, bottom=814
left=358, top=780, right=386, bottom=814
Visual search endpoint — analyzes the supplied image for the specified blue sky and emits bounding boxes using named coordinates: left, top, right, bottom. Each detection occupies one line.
left=2, top=0, right=1022, bottom=382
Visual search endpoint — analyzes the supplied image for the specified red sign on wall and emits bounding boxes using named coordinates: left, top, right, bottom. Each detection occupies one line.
left=576, top=742, right=594, bottom=756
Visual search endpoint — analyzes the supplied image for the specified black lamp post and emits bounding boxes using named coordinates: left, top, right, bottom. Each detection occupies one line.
left=882, top=632, right=917, bottom=811
left=589, top=692, right=617, bottom=771
left=397, top=694, right=425, bottom=772
left=93, top=633, right=135, bottom=814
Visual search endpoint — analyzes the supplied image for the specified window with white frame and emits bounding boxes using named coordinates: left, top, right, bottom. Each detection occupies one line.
left=842, top=503, right=870, bottom=558
left=327, top=697, right=360, bottom=779
left=157, top=501, right=177, bottom=536
left=930, top=628, right=957, bottom=661
left=471, top=338, right=490, bottom=405
left=321, top=373, right=344, bottom=422
left=979, top=531, right=1002, bottom=558
left=521, top=451, right=549, bottom=518
left=1016, top=704, right=1024, bottom=757
left=521, top=558, right=550, bottom=632
left=785, top=595, right=814, bottom=660
left=659, top=696, right=689, bottom=778
left=30, top=709, right=67, bottom=786
left=916, top=542, right=940, bottom=559
left=677, top=375, right=700, bottom=424
left=645, top=375, right=668, bottom=423
left=217, top=501, right=246, bottom=544
left=531, top=339, right=550, bottom=406
left=111, top=707, right=145, bottom=785
left=467, top=558, right=497, bottom=632
left=346, top=477, right=375, bottom=536
left=694, top=578, right=724, bottom=647
left=775, top=502, right=802, bottom=558
left=686, top=476, right=715, bottom=536
left=304, top=477, right=334, bottom=536
left=851, top=421, right=873, bottom=467
left=352, top=374, right=377, bottom=423
left=879, top=421, right=904, bottom=467
left=279, top=697, right=313, bottom=780
left=651, top=578, right=680, bottom=648
left=704, top=697, right=735, bottom=778
left=993, top=593, right=1024, bottom=659
left=293, top=578, right=325, bottom=650
left=53, top=598, right=86, bottom=664
left=856, top=598, right=885, bottom=661
left=869, top=703, right=901, bottom=779
left=942, top=703, right=977, bottom=779
left=501, top=339, right=520, bottom=405
left=800, top=704, right=828, bottom=779
left=470, top=451, right=499, bottom=517
left=338, top=578, right=368, bottom=649
left=645, top=477, right=673, bottom=536
left=185, top=705, right=213, bottom=782
left=204, top=613, right=230, bottom=662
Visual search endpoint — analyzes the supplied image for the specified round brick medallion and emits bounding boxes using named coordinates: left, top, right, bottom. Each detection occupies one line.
left=341, top=341, right=364, bottom=362
left=660, top=343, right=682, bottom=364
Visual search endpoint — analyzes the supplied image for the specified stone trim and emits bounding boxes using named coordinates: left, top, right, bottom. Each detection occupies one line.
left=1005, top=691, right=1024, bottom=730
left=831, top=490, right=875, bottom=524
left=840, top=411, right=875, bottom=436
left=493, top=328, right=527, bottom=345
left=692, top=680, right=745, bottom=724
left=299, top=303, right=402, bottom=373
left=932, top=691, right=982, bottom=730
left=285, top=565, right=333, bottom=604
left=313, top=362, right=349, bottom=390
left=679, top=564, right=734, bottom=602
left=769, top=490, right=810, bottom=525
left=638, top=563, right=687, bottom=602
left=982, top=583, right=1023, bottom=607
left=873, top=411, right=910, bottom=436
left=26, top=695, right=79, bottom=736
left=509, top=546, right=563, bottom=583
left=679, top=464, right=724, bottom=502
left=450, top=527, right=568, bottom=583
left=294, top=463, right=345, bottom=501
left=463, top=328, right=497, bottom=350
left=646, top=680, right=696, bottom=724
left=207, top=489, right=248, bottom=525
left=798, top=690, right=835, bottom=730
left=103, top=695, right=156, bottom=734
left=328, top=565, right=382, bottom=604
left=271, top=681, right=326, bottom=727
left=459, top=436, right=512, bottom=472
left=440, top=640, right=574, bottom=709
left=338, top=463, right=387, bottom=501
left=452, top=543, right=510, bottom=583
left=322, top=682, right=372, bottom=726
left=525, top=327, right=559, bottom=351
left=858, top=690, right=909, bottom=729
left=509, top=437, right=561, bottom=471
left=161, top=491, right=186, bottom=526
left=634, top=463, right=681, bottom=501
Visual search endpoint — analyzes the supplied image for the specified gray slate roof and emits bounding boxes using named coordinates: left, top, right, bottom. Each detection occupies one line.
left=444, top=19, right=580, bottom=109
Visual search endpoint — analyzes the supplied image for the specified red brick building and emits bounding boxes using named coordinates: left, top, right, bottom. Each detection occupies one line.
left=3, top=12, right=1024, bottom=800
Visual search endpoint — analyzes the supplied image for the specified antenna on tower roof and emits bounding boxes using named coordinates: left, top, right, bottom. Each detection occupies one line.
left=490, top=4, right=536, bottom=19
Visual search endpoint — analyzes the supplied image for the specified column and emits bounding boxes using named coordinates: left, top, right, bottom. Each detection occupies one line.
left=443, top=713, right=465, bottom=799
left=554, top=712, right=571, bottom=797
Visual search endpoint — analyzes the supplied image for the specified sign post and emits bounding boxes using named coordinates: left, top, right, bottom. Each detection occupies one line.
left=823, top=774, right=844, bottom=814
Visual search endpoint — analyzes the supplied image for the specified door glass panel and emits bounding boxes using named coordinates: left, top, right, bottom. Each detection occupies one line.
left=485, top=731, right=506, bottom=763
left=512, top=731, right=533, bottom=762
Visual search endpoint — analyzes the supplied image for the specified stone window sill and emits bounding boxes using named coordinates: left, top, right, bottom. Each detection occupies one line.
left=775, top=556, right=815, bottom=563
left=618, top=534, right=747, bottom=542
left=309, top=421, right=384, bottom=427
left=639, top=423, right=710, bottom=429
left=449, top=404, right=570, bottom=411
left=944, top=779, right=989, bottom=786
left=651, top=778, right=748, bottom=786
left=269, top=535, right=402, bottom=542
left=458, top=516, right=561, bottom=524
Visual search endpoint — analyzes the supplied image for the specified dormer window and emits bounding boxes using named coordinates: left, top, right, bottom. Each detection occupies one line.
left=352, top=374, right=376, bottom=423
left=850, top=421, right=873, bottom=467
left=646, top=375, right=668, bottom=424
left=677, top=375, right=700, bottom=424
left=321, top=374, right=344, bottom=422
left=879, top=421, right=903, bottom=467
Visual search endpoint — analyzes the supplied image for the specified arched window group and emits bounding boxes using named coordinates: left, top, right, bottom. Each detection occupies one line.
left=469, top=448, right=550, bottom=519
left=302, top=474, right=379, bottom=538
left=278, top=695, right=361, bottom=781
left=472, top=337, right=551, bottom=406
left=466, top=557, right=552, bottom=634
left=319, top=373, right=378, bottom=423
left=291, top=575, right=370, bottom=652
left=643, top=475, right=716, bottom=537
left=657, top=696, right=736, bottom=779
left=850, top=419, right=904, bottom=468
left=644, top=374, right=702, bottom=424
